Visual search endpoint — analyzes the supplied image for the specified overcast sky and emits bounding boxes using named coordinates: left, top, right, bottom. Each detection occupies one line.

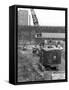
left=18, top=8, right=65, bottom=26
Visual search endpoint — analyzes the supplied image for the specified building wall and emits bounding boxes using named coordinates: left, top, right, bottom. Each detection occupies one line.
left=18, top=26, right=65, bottom=45
left=18, top=10, right=28, bottom=26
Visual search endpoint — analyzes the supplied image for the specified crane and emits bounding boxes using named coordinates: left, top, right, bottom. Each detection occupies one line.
left=30, top=9, right=42, bottom=39
left=30, top=9, right=39, bottom=26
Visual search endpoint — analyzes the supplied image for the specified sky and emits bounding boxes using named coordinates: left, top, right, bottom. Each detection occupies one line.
left=18, top=8, right=65, bottom=26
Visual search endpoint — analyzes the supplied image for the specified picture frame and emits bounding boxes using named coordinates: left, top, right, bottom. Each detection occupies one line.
left=9, top=5, right=67, bottom=85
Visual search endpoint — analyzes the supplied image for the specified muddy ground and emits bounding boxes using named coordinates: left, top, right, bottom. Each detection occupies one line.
left=18, top=48, right=65, bottom=82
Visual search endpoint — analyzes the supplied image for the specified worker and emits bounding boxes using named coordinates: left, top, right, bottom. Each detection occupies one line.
left=47, top=40, right=53, bottom=48
left=56, top=41, right=63, bottom=49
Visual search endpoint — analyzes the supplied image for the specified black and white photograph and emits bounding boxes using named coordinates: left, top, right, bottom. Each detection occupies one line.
left=0, top=0, right=69, bottom=89
left=17, top=7, right=67, bottom=83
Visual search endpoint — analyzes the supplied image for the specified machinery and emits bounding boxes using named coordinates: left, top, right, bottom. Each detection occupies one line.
left=30, top=9, right=39, bottom=26
left=39, top=46, right=63, bottom=70
left=30, top=9, right=63, bottom=70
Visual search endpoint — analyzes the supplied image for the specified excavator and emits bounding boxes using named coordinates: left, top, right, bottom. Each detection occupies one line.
left=30, top=9, right=63, bottom=71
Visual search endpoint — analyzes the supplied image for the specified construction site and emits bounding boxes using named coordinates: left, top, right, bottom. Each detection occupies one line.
left=17, top=8, right=65, bottom=82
